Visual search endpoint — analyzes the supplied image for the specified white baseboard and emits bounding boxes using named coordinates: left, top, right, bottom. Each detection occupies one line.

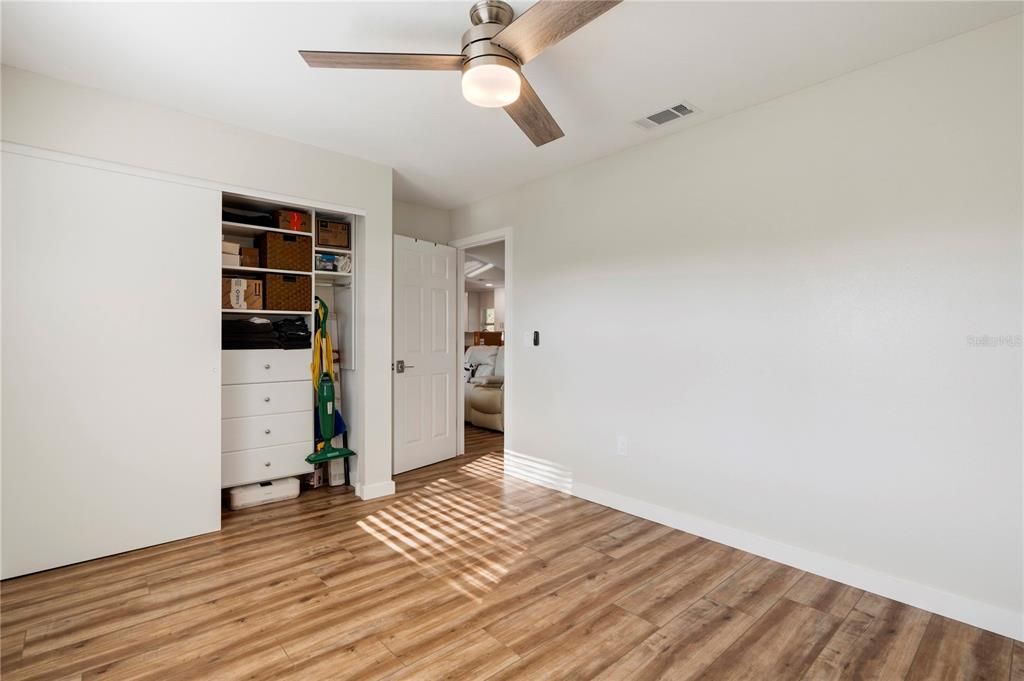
left=355, top=479, right=396, bottom=501
left=504, top=449, right=1023, bottom=642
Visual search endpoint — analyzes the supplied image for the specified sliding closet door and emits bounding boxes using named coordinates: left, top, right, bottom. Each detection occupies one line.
left=1, top=152, right=221, bottom=578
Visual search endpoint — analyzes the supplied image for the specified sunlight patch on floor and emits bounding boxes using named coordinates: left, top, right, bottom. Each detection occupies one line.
left=357, top=455, right=549, bottom=601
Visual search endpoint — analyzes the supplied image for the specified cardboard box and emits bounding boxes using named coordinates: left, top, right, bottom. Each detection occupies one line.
left=221, top=240, right=241, bottom=255
left=240, top=247, right=260, bottom=268
left=222, top=277, right=263, bottom=310
left=275, top=210, right=311, bottom=233
left=317, top=219, right=350, bottom=248
left=222, top=253, right=241, bottom=266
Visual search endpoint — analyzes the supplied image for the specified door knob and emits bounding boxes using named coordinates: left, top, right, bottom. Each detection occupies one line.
left=264, top=429, right=271, bottom=434
left=264, top=397, right=271, bottom=402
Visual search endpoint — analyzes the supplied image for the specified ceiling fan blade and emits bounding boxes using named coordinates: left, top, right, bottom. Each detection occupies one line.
left=504, top=76, right=564, bottom=147
left=491, top=0, right=621, bottom=65
left=299, top=51, right=464, bottom=71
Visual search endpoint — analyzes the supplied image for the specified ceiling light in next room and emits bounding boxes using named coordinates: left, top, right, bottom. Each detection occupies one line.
left=485, top=283, right=494, bottom=287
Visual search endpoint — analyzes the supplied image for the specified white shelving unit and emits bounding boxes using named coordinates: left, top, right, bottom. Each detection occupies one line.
left=222, top=221, right=313, bottom=238
left=315, top=246, right=352, bottom=255
left=221, top=309, right=312, bottom=316
left=223, top=264, right=313, bottom=277
left=220, top=193, right=359, bottom=490
left=313, top=208, right=356, bottom=373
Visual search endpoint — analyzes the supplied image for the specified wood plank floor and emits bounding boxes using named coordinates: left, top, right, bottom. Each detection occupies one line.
left=1, top=452, right=1017, bottom=680
left=464, top=424, right=504, bottom=456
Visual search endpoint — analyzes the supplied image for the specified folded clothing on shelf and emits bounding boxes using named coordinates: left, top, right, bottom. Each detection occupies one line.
left=273, top=318, right=312, bottom=350
left=222, top=317, right=312, bottom=350
left=223, top=317, right=277, bottom=350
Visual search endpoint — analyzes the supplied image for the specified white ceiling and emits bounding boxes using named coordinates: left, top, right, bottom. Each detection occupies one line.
left=2, top=2, right=1019, bottom=209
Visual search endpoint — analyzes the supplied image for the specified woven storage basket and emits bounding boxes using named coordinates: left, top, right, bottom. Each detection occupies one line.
left=258, top=232, right=312, bottom=272
left=264, top=273, right=311, bottom=311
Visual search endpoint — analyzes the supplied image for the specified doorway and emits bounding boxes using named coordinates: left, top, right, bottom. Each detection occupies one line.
left=453, top=231, right=511, bottom=459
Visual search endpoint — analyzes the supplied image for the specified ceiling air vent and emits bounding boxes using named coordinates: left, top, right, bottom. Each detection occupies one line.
left=635, top=103, right=696, bottom=130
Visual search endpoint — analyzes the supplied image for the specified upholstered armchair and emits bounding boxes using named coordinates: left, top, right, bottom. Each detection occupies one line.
left=464, top=345, right=504, bottom=432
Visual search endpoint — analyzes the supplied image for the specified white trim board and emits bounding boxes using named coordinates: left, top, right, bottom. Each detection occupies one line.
left=0, top=142, right=367, bottom=217
left=355, top=480, right=396, bottom=501
left=504, top=448, right=1024, bottom=642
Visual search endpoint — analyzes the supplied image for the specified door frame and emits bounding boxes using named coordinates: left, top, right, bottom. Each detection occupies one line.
left=450, top=227, right=513, bottom=457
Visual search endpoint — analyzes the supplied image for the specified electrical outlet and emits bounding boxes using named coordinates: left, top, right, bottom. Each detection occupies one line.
left=616, top=435, right=629, bottom=457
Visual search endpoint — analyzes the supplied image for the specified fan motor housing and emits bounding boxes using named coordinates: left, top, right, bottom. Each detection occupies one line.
left=462, top=1, right=520, bottom=72
left=469, top=0, right=514, bottom=27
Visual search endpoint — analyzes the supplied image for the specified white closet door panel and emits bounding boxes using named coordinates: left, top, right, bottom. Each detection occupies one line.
left=222, top=349, right=310, bottom=385
left=221, top=443, right=314, bottom=488
left=221, top=412, right=313, bottom=452
left=1, top=152, right=221, bottom=579
left=221, top=381, right=310, bottom=419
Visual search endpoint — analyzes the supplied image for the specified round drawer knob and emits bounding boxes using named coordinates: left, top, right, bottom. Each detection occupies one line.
left=264, top=364, right=271, bottom=370
left=264, top=429, right=271, bottom=434
left=264, top=397, right=271, bottom=402
left=264, top=462, right=271, bottom=467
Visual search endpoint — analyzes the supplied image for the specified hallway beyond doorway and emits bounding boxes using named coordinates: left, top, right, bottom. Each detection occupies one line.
left=464, top=424, right=503, bottom=457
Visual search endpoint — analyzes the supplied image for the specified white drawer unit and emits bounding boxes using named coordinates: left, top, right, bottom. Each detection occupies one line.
left=222, top=349, right=310, bottom=386
left=222, top=381, right=310, bottom=419
left=220, top=349, right=313, bottom=488
left=222, top=442, right=314, bottom=488
left=222, top=411, right=312, bottom=452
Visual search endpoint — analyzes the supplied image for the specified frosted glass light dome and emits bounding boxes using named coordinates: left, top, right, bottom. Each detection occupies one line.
left=462, top=62, right=521, bottom=108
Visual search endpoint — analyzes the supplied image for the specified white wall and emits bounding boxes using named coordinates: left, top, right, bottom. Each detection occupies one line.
left=1, top=65, right=396, bottom=499
left=452, top=17, right=1023, bottom=638
left=394, top=199, right=452, bottom=243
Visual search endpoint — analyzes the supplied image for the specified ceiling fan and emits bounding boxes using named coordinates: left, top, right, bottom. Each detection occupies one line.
left=299, top=0, right=622, bottom=147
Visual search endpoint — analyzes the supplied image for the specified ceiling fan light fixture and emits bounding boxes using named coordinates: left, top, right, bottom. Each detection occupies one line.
left=462, top=59, right=521, bottom=108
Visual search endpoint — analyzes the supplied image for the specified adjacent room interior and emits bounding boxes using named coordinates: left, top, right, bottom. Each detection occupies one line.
left=463, top=239, right=506, bottom=457
left=1, top=1, right=1022, bottom=679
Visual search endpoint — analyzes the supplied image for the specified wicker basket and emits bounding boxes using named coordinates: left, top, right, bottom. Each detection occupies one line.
left=258, top=232, right=312, bottom=272
left=264, top=273, right=311, bottom=311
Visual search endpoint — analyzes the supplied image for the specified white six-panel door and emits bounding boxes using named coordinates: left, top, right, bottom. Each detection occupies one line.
left=393, top=236, right=457, bottom=474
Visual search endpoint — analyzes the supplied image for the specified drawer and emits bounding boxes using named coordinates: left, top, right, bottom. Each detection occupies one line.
left=222, top=349, right=310, bottom=386
left=222, top=411, right=312, bottom=453
left=222, top=442, right=313, bottom=488
left=222, top=381, right=310, bottom=419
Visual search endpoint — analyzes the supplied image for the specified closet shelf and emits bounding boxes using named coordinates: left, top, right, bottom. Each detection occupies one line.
left=314, top=271, right=353, bottom=279
left=315, top=246, right=352, bottom=255
left=223, top=265, right=313, bottom=277
left=221, top=309, right=312, bottom=316
left=222, top=221, right=314, bottom=239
